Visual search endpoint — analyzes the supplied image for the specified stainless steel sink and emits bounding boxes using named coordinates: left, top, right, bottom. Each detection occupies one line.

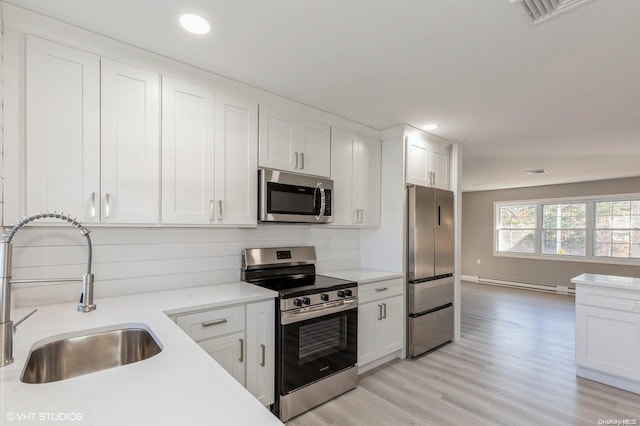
left=21, top=323, right=163, bottom=384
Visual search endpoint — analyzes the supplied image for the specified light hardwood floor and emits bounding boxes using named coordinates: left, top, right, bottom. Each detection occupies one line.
left=287, top=282, right=640, bottom=426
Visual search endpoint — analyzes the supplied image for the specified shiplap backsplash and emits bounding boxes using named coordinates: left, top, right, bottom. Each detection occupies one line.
left=9, top=224, right=360, bottom=308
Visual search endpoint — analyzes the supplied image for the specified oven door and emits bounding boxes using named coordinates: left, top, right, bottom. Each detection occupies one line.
left=279, top=305, right=357, bottom=394
left=259, top=169, right=333, bottom=223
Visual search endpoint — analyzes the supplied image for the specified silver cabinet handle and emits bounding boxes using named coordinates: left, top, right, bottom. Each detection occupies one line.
left=239, top=338, right=244, bottom=363
left=375, top=287, right=388, bottom=292
left=105, top=193, right=111, bottom=218
left=260, top=344, right=266, bottom=367
left=295, top=152, right=299, bottom=169
left=383, top=303, right=387, bottom=319
left=378, top=304, right=383, bottom=320
left=300, top=153, right=304, bottom=170
left=91, top=192, right=96, bottom=218
left=209, top=200, right=215, bottom=221
left=218, top=200, right=223, bottom=221
left=201, top=318, right=227, bottom=328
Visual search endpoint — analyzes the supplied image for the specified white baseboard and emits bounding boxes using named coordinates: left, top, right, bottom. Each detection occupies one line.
left=463, top=275, right=575, bottom=296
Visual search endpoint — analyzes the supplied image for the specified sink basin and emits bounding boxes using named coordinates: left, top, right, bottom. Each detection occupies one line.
left=21, top=323, right=163, bottom=384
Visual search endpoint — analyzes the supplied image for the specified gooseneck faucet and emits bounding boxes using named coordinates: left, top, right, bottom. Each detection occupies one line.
left=0, top=212, right=96, bottom=367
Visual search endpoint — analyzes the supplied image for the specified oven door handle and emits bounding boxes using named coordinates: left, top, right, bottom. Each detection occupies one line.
left=281, top=298, right=356, bottom=325
left=314, top=182, right=326, bottom=222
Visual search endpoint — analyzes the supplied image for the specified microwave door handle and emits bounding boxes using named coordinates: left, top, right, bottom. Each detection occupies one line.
left=315, top=182, right=326, bottom=222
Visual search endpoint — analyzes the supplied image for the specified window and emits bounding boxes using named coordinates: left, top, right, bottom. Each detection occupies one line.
left=495, top=195, right=640, bottom=264
left=496, top=204, right=536, bottom=253
left=541, top=203, right=586, bottom=256
left=594, top=200, right=640, bottom=259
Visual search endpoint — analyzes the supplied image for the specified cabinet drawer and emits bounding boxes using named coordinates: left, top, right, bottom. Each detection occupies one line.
left=576, top=287, right=640, bottom=313
left=359, top=278, right=404, bottom=304
left=176, top=305, right=246, bottom=341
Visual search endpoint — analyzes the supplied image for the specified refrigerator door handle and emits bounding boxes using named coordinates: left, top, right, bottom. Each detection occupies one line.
left=438, top=205, right=441, bottom=226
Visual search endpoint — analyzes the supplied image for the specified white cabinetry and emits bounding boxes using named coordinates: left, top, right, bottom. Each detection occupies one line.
left=214, top=93, right=258, bottom=226
left=357, top=278, right=404, bottom=373
left=24, top=36, right=100, bottom=222
left=574, top=280, right=640, bottom=393
left=101, top=58, right=160, bottom=223
left=174, top=300, right=275, bottom=405
left=24, top=41, right=162, bottom=225
left=161, top=77, right=215, bottom=224
left=406, top=132, right=450, bottom=190
left=246, top=300, right=276, bottom=406
left=259, top=105, right=330, bottom=177
left=161, top=78, right=257, bottom=226
left=330, top=128, right=381, bottom=227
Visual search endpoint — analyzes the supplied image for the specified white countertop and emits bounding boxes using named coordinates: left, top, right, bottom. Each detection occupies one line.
left=322, top=268, right=403, bottom=284
left=0, top=282, right=282, bottom=426
left=571, top=273, right=640, bottom=291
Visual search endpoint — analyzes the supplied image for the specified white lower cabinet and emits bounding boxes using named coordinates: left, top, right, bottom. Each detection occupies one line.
left=575, top=285, right=640, bottom=389
left=174, top=299, right=275, bottom=405
left=199, top=332, right=247, bottom=385
left=357, top=278, right=404, bottom=370
left=246, top=300, right=275, bottom=406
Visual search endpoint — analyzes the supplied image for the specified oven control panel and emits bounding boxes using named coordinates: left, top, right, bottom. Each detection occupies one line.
left=281, top=287, right=358, bottom=312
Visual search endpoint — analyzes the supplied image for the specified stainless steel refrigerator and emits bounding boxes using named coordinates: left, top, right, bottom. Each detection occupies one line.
left=407, top=185, right=454, bottom=357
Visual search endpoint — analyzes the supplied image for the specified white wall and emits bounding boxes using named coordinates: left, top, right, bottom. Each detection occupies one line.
left=10, top=225, right=360, bottom=307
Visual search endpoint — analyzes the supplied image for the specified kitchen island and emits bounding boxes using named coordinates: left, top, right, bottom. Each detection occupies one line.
left=0, top=282, right=282, bottom=425
left=571, top=273, right=640, bottom=394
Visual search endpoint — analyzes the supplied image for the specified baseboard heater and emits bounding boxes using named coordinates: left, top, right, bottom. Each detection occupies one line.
left=474, top=276, right=575, bottom=295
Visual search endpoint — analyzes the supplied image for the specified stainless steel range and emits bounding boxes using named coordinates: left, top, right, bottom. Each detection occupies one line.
left=241, top=246, right=358, bottom=422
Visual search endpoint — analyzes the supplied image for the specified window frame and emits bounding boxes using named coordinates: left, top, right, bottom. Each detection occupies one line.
left=493, top=193, right=640, bottom=265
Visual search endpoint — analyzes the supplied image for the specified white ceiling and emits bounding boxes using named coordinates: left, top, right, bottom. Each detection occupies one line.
left=5, top=0, right=640, bottom=192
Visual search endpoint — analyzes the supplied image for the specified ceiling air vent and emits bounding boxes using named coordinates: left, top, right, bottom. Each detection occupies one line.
left=510, top=0, right=595, bottom=25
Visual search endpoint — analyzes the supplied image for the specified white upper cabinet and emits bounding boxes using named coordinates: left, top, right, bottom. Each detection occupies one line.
left=354, top=135, right=381, bottom=227
left=162, top=77, right=215, bottom=224
left=259, top=105, right=330, bottom=177
left=406, top=132, right=450, bottom=190
left=161, top=80, right=258, bottom=226
left=331, top=128, right=381, bottom=227
left=214, top=93, right=258, bottom=226
left=101, top=59, right=161, bottom=224
left=298, top=117, right=331, bottom=177
left=25, top=36, right=100, bottom=222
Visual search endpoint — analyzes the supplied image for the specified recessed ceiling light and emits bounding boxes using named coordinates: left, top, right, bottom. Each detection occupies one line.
left=179, top=13, right=211, bottom=35
left=525, top=169, right=548, bottom=175
left=422, top=123, right=438, bottom=131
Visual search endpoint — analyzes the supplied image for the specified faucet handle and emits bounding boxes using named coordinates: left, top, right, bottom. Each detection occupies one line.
left=78, top=273, right=96, bottom=313
left=13, top=309, right=37, bottom=333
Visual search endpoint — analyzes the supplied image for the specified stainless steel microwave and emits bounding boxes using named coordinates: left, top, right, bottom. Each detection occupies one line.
left=259, top=169, right=333, bottom=223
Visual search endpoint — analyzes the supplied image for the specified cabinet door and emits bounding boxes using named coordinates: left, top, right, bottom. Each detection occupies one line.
left=354, top=136, right=381, bottom=227
left=576, top=305, right=640, bottom=380
left=258, top=105, right=298, bottom=172
left=246, top=300, right=275, bottom=406
left=330, top=128, right=356, bottom=226
left=101, top=59, right=160, bottom=223
left=430, top=143, right=450, bottom=190
left=299, top=117, right=331, bottom=177
left=378, top=296, right=404, bottom=355
left=161, top=77, right=215, bottom=224
left=214, top=93, right=258, bottom=225
left=405, top=134, right=430, bottom=187
left=199, top=332, right=246, bottom=386
left=25, top=36, right=100, bottom=222
left=358, top=301, right=381, bottom=366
